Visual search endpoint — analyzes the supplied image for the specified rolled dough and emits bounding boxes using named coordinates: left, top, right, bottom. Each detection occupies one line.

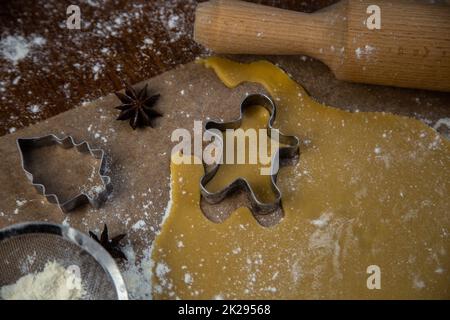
left=151, top=57, right=449, bottom=299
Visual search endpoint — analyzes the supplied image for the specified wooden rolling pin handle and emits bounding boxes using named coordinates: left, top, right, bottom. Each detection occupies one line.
left=194, top=0, right=450, bottom=92
left=194, top=0, right=341, bottom=57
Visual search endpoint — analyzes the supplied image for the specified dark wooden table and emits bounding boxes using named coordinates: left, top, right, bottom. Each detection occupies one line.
left=0, top=0, right=337, bottom=136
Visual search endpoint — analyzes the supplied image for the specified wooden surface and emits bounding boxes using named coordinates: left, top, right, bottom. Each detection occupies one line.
left=0, top=0, right=337, bottom=136
left=195, top=0, right=450, bottom=91
left=1, top=0, right=449, bottom=299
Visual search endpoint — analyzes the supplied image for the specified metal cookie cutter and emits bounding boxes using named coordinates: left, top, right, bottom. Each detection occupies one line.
left=17, top=134, right=112, bottom=213
left=200, top=94, right=299, bottom=214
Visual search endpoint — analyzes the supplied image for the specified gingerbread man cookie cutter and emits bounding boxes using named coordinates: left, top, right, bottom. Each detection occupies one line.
left=200, top=94, right=299, bottom=214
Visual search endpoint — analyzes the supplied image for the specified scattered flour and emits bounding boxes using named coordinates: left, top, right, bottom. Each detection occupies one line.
left=167, top=14, right=180, bottom=30
left=16, top=199, right=27, bottom=207
left=0, top=260, right=85, bottom=300
left=184, top=273, right=193, bottom=285
left=355, top=45, right=376, bottom=59
left=0, top=36, right=30, bottom=64
left=92, top=62, right=104, bottom=80
left=413, top=275, right=426, bottom=289
left=143, top=38, right=154, bottom=45
left=156, top=262, right=170, bottom=278
left=27, top=104, right=42, bottom=114
left=121, top=244, right=154, bottom=300
left=0, top=34, right=46, bottom=65
left=310, top=212, right=333, bottom=228
left=122, top=176, right=175, bottom=299
left=0, top=1, right=197, bottom=134
left=131, top=219, right=146, bottom=231
left=159, top=5, right=188, bottom=42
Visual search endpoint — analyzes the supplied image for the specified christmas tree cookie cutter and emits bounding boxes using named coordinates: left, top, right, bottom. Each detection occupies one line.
left=200, top=94, right=300, bottom=214
left=17, top=134, right=112, bottom=213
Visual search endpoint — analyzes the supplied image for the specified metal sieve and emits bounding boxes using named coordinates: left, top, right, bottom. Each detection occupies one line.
left=0, top=222, right=128, bottom=300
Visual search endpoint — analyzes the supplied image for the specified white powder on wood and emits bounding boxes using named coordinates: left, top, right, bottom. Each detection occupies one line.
left=0, top=260, right=85, bottom=300
left=121, top=244, right=153, bottom=300
left=0, top=34, right=46, bottom=65
left=0, top=36, right=30, bottom=64
left=131, top=219, right=146, bottom=232
left=355, top=45, right=376, bottom=59
left=27, top=104, right=42, bottom=114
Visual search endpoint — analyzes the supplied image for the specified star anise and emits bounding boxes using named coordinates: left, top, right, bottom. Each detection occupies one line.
left=114, top=82, right=162, bottom=129
left=89, top=224, right=127, bottom=261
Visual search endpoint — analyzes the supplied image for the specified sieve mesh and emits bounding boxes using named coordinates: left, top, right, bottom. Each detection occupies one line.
left=0, top=233, right=118, bottom=300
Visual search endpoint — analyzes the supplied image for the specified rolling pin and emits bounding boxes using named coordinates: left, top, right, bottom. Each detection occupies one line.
left=194, top=0, right=450, bottom=92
